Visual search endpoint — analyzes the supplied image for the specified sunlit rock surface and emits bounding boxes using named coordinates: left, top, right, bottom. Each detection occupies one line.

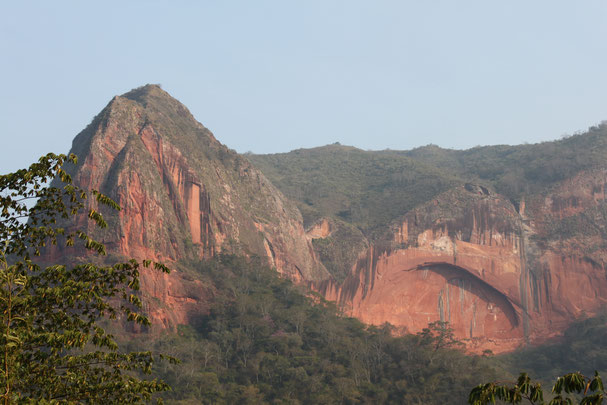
left=45, top=85, right=607, bottom=353
left=313, top=181, right=607, bottom=353
left=47, top=85, right=329, bottom=328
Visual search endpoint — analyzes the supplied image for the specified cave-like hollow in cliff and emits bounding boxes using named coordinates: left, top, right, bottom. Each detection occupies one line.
left=413, top=262, right=521, bottom=334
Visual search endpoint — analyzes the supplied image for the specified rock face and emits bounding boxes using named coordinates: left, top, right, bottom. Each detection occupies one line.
left=51, top=85, right=329, bottom=328
left=313, top=178, right=607, bottom=353
left=306, top=218, right=333, bottom=239
left=46, top=85, right=607, bottom=353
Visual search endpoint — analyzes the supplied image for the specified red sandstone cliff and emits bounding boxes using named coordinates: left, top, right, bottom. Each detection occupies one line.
left=47, top=85, right=607, bottom=353
left=51, top=85, right=330, bottom=328
left=313, top=177, right=607, bottom=353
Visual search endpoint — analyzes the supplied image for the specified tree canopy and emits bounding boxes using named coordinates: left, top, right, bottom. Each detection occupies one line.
left=150, top=254, right=499, bottom=404
left=469, top=371, right=606, bottom=405
left=0, top=153, right=171, bottom=404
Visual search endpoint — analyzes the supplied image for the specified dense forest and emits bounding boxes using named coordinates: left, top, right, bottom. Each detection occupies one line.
left=119, top=254, right=607, bottom=404
left=126, top=255, right=501, bottom=404
left=499, top=314, right=607, bottom=382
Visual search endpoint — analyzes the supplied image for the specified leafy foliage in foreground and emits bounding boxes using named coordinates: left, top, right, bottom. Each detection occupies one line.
left=143, top=254, right=498, bottom=404
left=0, top=153, right=171, bottom=404
left=469, top=371, right=606, bottom=405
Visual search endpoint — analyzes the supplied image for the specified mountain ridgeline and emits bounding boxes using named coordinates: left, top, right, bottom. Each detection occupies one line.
left=43, top=85, right=607, bottom=402
left=250, top=123, right=607, bottom=353
left=249, top=124, right=607, bottom=234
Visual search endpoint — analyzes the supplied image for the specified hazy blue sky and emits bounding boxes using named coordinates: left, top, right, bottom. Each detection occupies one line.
left=2, top=1, right=607, bottom=172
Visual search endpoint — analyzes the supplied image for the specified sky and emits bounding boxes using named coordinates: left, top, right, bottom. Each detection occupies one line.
left=1, top=1, right=607, bottom=173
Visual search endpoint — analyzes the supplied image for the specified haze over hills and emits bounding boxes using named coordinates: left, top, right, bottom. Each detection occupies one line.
left=36, top=84, right=607, bottom=401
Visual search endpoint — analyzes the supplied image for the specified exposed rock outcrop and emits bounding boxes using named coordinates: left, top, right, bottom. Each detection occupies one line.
left=44, top=85, right=607, bottom=353
left=48, top=85, right=330, bottom=328
left=306, top=218, right=333, bottom=239
left=313, top=180, right=607, bottom=353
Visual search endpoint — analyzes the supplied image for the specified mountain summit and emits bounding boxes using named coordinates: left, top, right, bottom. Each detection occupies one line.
left=54, top=84, right=329, bottom=327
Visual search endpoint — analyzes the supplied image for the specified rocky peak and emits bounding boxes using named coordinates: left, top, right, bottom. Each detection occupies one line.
left=49, top=85, right=330, bottom=328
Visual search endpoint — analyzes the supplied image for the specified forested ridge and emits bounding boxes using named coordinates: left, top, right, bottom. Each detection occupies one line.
left=249, top=122, right=607, bottom=233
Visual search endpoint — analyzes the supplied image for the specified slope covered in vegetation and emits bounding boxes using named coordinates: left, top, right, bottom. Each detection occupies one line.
left=129, top=255, right=501, bottom=404
left=498, top=313, right=607, bottom=383
left=403, top=122, right=607, bottom=203
left=249, top=123, right=607, bottom=233
left=247, top=144, right=461, bottom=233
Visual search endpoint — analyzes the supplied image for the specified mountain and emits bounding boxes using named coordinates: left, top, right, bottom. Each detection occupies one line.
left=249, top=124, right=607, bottom=353
left=46, top=83, right=607, bottom=354
left=28, top=85, right=506, bottom=403
left=46, top=84, right=330, bottom=328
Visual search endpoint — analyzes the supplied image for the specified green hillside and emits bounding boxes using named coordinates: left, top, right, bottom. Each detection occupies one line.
left=130, top=255, right=502, bottom=404
left=247, top=144, right=461, bottom=233
left=403, top=122, right=607, bottom=202
left=250, top=122, right=607, bottom=234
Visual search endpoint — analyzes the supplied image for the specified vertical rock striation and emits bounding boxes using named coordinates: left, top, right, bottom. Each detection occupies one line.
left=313, top=181, right=607, bottom=353
left=43, top=84, right=607, bottom=352
left=49, top=84, right=329, bottom=328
